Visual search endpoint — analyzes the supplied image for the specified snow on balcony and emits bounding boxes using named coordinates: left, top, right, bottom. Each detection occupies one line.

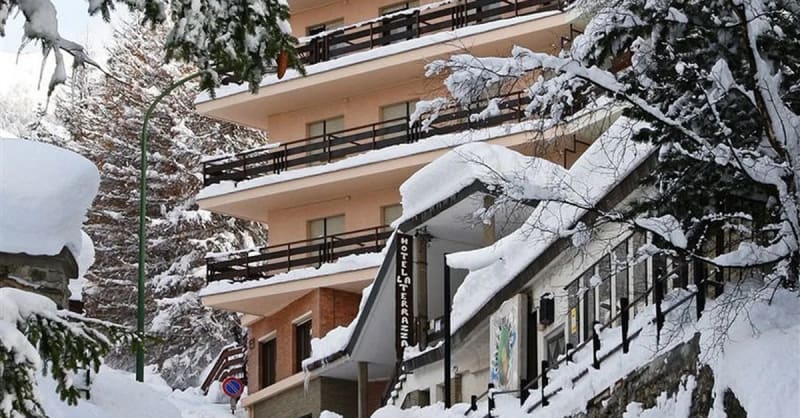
left=200, top=250, right=384, bottom=297
left=195, top=9, right=562, bottom=104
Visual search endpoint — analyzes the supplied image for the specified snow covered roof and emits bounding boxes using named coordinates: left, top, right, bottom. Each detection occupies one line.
left=392, top=142, right=569, bottom=229
left=445, top=117, right=652, bottom=333
left=0, top=139, right=99, bottom=266
left=304, top=116, right=654, bottom=370
left=195, top=10, right=562, bottom=104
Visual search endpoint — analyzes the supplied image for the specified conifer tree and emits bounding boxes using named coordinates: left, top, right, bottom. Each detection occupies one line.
left=36, top=20, right=268, bottom=388
left=419, top=0, right=799, bottom=286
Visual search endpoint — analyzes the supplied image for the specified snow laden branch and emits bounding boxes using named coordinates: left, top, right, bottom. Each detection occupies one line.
left=0, top=0, right=303, bottom=95
left=416, top=0, right=800, bottom=283
left=0, top=288, right=140, bottom=418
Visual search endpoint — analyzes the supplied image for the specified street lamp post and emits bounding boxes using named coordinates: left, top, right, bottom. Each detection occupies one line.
left=136, top=71, right=204, bottom=382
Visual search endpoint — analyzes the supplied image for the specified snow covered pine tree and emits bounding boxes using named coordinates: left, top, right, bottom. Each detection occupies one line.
left=0, top=0, right=303, bottom=95
left=33, top=21, right=270, bottom=389
left=418, top=0, right=799, bottom=287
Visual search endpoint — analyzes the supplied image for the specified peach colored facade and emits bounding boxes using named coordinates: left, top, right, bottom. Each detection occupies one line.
left=197, top=1, right=578, bottom=417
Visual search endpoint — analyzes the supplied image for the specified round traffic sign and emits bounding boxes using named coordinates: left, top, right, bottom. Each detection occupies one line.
left=221, top=376, right=244, bottom=398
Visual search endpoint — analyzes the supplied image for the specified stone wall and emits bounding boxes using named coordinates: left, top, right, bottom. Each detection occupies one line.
left=251, top=376, right=365, bottom=418
left=0, top=248, right=77, bottom=308
left=580, top=334, right=747, bottom=418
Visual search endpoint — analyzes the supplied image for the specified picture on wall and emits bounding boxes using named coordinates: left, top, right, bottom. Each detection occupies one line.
left=489, top=294, right=527, bottom=392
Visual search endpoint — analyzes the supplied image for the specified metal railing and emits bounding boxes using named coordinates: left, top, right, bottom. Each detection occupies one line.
left=297, top=0, right=561, bottom=65
left=206, top=225, right=392, bottom=283
left=203, top=90, right=537, bottom=186
left=465, top=263, right=711, bottom=416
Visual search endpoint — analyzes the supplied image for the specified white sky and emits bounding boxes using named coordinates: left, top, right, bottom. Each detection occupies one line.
left=0, top=1, right=122, bottom=116
left=0, top=0, right=114, bottom=53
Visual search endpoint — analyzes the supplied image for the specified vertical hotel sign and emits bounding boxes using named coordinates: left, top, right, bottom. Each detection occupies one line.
left=395, top=233, right=414, bottom=359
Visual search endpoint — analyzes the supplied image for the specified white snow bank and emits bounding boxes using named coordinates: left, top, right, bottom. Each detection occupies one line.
left=0, top=139, right=99, bottom=265
left=196, top=11, right=562, bottom=103
left=39, top=366, right=245, bottom=418
left=441, top=117, right=651, bottom=331
left=199, top=120, right=546, bottom=200
left=200, top=251, right=384, bottom=297
left=701, top=283, right=800, bottom=418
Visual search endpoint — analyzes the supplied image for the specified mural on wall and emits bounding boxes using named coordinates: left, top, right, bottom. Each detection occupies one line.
left=489, top=294, right=526, bottom=391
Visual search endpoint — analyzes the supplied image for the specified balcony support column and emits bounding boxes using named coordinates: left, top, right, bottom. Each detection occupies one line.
left=358, top=361, right=369, bottom=418
left=414, top=229, right=431, bottom=348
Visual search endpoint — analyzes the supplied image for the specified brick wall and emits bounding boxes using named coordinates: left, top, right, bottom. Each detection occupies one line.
left=247, top=288, right=362, bottom=393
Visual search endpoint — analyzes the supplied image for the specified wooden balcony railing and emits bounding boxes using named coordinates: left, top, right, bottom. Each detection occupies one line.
left=206, top=226, right=392, bottom=283
left=200, top=344, right=247, bottom=394
left=297, top=0, right=562, bottom=65
left=203, top=90, right=537, bottom=186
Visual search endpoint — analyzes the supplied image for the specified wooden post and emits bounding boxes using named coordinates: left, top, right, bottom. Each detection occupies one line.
left=487, top=383, right=495, bottom=416
left=592, top=322, right=601, bottom=370
left=655, top=276, right=664, bottom=344
left=358, top=362, right=368, bottom=418
left=520, top=378, right=529, bottom=405
left=540, top=360, right=549, bottom=406
left=620, top=297, right=630, bottom=353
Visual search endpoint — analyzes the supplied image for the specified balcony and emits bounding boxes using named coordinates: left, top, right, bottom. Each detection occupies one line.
left=296, top=0, right=561, bottom=66
left=195, top=2, right=570, bottom=128
left=203, top=90, right=534, bottom=186
left=206, top=225, right=392, bottom=283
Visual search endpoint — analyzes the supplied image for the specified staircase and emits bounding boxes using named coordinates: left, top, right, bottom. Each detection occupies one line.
left=201, top=344, right=247, bottom=394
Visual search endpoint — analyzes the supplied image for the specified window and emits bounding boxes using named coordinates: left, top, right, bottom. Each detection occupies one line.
left=613, top=241, right=629, bottom=318
left=306, top=116, right=345, bottom=161
left=598, top=255, right=612, bottom=324
left=306, top=19, right=344, bottom=36
left=379, top=2, right=419, bottom=43
left=566, top=280, right=579, bottom=346
left=545, top=329, right=565, bottom=369
left=259, top=338, right=276, bottom=389
left=307, top=215, right=345, bottom=240
left=294, top=319, right=313, bottom=373
left=582, top=269, right=596, bottom=341
left=382, top=204, right=403, bottom=226
left=380, top=101, right=417, bottom=141
left=632, top=231, right=648, bottom=312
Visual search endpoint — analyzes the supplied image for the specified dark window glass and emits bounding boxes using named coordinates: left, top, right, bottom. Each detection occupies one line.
left=598, top=255, right=612, bottom=325
left=652, top=236, right=668, bottom=298
left=259, top=338, right=276, bottom=389
left=632, top=232, right=648, bottom=312
left=295, top=320, right=313, bottom=373
left=673, top=259, right=689, bottom=289
left=613, top=241, right=629, bottom=312
left=582, top=268, right=596, bottom=341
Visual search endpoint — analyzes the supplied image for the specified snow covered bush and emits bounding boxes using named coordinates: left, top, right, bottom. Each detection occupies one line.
left=0, top=288, right=138, bottom=418
left=419, top=0, right=800, bottom=286
left=0, top=0, right=303, bottom=95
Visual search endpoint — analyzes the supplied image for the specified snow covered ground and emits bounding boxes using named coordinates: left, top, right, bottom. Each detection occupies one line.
left=39, top=366, right=244, bottom=418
